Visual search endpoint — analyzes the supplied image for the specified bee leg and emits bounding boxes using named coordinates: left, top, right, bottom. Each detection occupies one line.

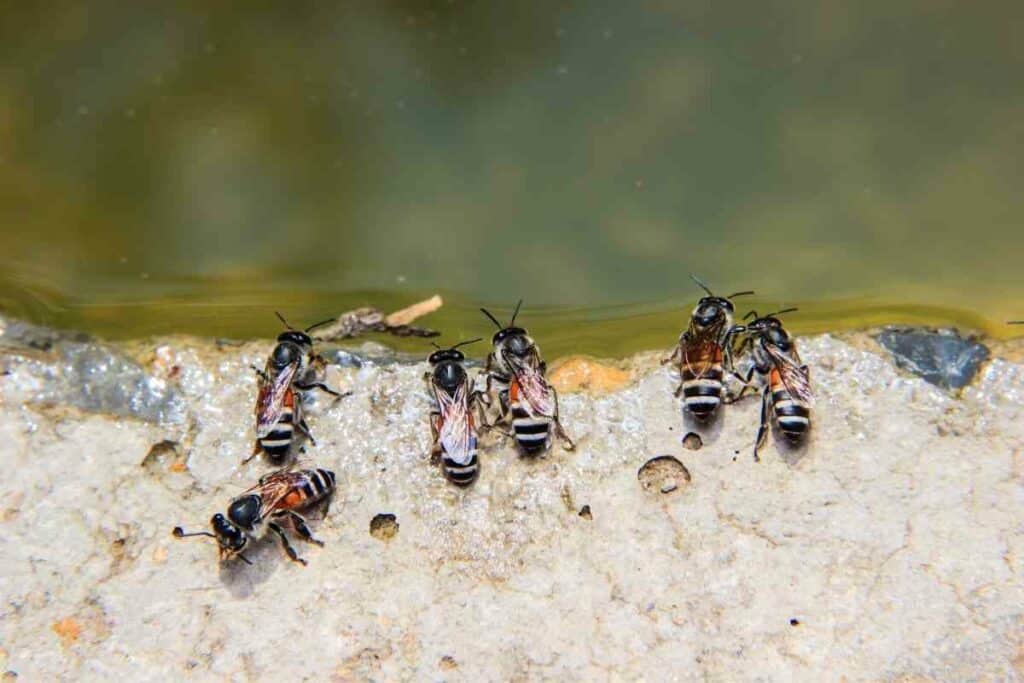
left=251, top=365, right=269, bottom=382
left=429, top=412, right=442, bottom=464
left=296, top=381, right=351, bottom=399
left=268, top=522, right=307, bottom=566
left=276, top=511, right=323, bottom=547
left=661, top=344, right=682, bottom=366
left=241, top=442, right=262, bottom=465
left=551, top=388, right=575, bottom=451
left=723, top=367, right=757, bottom=404
left=296, top=418, right=318, bottom=447
left=753, top=385, right=770, bottom=462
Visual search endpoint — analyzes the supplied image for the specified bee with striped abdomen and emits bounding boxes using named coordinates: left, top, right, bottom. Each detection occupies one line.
left=173, top=467, right=336, bottom=566
left=663, top=276, right=754, bottom=420
left=727, top=309, right=812, bottom=461
left=249, top=313, right=347, bottom=464
left=425, top=338, right=484, bottom=486
left=480, top=301, right=574, bottom=454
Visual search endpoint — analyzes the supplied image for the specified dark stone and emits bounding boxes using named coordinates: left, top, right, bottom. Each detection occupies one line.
left=876, top=328, right=989, bottom=390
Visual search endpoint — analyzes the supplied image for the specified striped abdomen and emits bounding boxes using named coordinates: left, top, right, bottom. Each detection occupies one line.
left=279, top=468, right=336, bottom=509
left=681, top=362, right=724, bottom=420
left=442, top=452, right=479, bottom=487
left=510, top=380, right=551, bottom=454
left=259, top=388, right=297, bottom=462
left=769, top=369, right=810, bottom=440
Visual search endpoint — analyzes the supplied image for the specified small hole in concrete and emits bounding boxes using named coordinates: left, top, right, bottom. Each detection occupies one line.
left=790, top=618, right=800, bottom=626
left=369, top=513, right=399, bottom=540
left=682, top=432, right=703, bottom=450
left=578, top=505, right=592, bottom=520
left=638, top=456, right=691, bottom=496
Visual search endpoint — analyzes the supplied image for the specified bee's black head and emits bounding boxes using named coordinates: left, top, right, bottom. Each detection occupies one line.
left=428, top=348, right=465, bottom=366
left=226, top=495, right=262, bottom=530
left=492, top=326, right=529, bottom=351
left=745, top=309, right=796, bottom=350
left=276, top=330, right=312, bottom=348
left=432, top=358, right=467, bottom=391
left=211, top=513, right=247, bottom=554
left=693, top=297, right=733, bottom=327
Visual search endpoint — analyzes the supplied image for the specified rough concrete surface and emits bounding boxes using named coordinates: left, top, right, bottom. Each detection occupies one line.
left=0, top=319, right=1022, bottom=681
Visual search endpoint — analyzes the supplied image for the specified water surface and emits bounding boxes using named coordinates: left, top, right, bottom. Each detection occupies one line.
left=2, top=2, right=1022, bottom=353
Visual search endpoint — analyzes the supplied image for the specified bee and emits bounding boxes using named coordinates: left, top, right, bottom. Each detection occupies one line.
left=480, top=300, right=574, bottom=454
left=249, top=313, right=347, bottom=464
left=728, top=308, right=812, bottom=461
left=173, top=467, right=336, bottom=566
left=425, top=338, right=485, bottom=486
left=663, top=276, right=754, bottom=420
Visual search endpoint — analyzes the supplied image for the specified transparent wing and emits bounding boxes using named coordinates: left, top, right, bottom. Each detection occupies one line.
left=505, top=352, right=555, bottom=417
left=433, top=381, right=477, bottom=466
left=682, top=322, right=725, bottom=379
left=235, top=470, right=300, bottom=520
left=765, top=344, right=813, bottom=404
left=255, top=362, right=299, bottom=438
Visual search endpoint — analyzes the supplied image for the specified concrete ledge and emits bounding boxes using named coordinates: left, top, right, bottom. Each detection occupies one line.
left=0, top=319, right=1022, bottom=680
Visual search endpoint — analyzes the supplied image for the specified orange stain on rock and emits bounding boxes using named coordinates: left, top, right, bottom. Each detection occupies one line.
left=549, top=356, right=631, bottom=394
left=52, top=617, right=81, bottom=647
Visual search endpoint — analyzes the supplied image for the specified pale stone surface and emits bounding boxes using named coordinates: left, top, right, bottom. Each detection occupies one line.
left=0, top=322, right=1022, bottom=681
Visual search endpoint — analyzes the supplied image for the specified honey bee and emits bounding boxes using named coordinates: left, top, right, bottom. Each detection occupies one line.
left=727, top=309, right=811, bottom=461
left=426, top=338, right=484, bottom=486
left=173, top=468, right=336, bottom=566
left=663, top=276, right=754, bottom=420
left=249, top=313, right=347, bottom=464
left=480, top=301, right=574, bottom=454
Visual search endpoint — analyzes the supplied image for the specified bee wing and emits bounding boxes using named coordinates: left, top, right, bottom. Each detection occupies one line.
left=255, top=362, right=299, bottom=438
left=506, top=353, right=555, bottom=417
left=766, top=345, right=814, bottom=404
left=243, top=470, right=304, bottom=520
left=683, top=323, right=724, bottom=379
left=434, top=381, right=477, bottom=466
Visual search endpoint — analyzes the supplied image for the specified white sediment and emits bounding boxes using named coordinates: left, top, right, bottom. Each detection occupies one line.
left=0, top=329, right=1021, bottom=680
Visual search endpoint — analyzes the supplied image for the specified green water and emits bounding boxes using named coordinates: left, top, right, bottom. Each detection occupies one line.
left=2, top=2, right=1023, bottom=356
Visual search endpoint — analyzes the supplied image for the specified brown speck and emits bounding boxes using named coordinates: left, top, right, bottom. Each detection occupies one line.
left=52, top=617, right=82, bottom=647
left=578, top=505, right=592, bottom=520
left=369, top=514, right=399, bottom=541
left=152, top=545, right=168, bottom=564
left=638, top=456, right=691, bottom=497
left=682, top=432, right=702, bottom=450
left=439, top=655, right=458, bottom=670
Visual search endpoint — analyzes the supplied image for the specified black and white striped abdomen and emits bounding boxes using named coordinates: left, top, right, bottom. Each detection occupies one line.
left=260, top=406, right=295, bottom=462
left=681, top=366, right=724, bottom=419
left=442, top=451, right=479, bottom=487
left=771, top=389, right=810, bottom=440
left=510, top=401, right=551, bottom=454
left=300, top=468, right=336, bottom=503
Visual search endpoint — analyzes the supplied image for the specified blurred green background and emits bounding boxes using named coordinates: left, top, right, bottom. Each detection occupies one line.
left=1, top=1, right=1022, bottom=356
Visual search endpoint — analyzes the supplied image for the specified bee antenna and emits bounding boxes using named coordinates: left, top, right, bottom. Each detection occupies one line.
left=743, top=310, right=758, bottom=321
left=510, top=299, right=524, bottom=327
left=727, top=290, right=755, bottom=300
left=430, top=341, right=443, bottom=350
left=690, top=275, right=714, bottom=297
left=1009, top=321, right=1024, bottom=325
left=274, top=311, right=295, bottom=330
left=452, top=337, right=483, bottom=350
left=767, top=307, right=799, bottom=318
left=304, top=317, right=337, bottom=333
left=172, top=526, right=216, bottom=540
left=238, top=552, right=253, bottom=565
left=480, top=308, right=503, bottom=329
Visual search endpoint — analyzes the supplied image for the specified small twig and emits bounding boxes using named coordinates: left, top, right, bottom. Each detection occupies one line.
left=316, top=296, right=443, bottom=341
